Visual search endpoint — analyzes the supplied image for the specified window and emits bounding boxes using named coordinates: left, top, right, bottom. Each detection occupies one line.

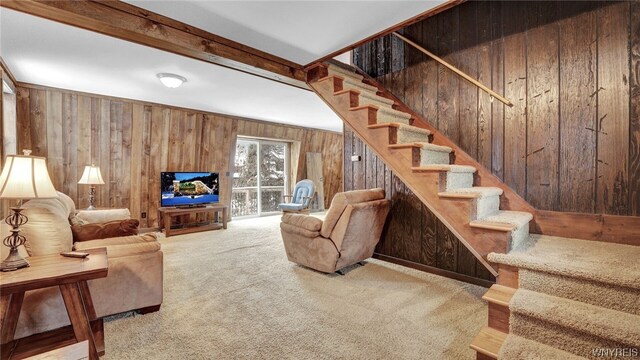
left=232, top=138, right=288, bottom=217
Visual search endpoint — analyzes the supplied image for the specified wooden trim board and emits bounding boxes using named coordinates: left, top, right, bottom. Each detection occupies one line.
left=373, top=253, right=495, bottom=288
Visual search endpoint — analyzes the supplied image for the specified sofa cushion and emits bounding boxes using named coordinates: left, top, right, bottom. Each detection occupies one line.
left=71, top=219, right=139, bottom=242
left=320, top=188, right=385, bottom=238
left=74, top=233, right=160, bottom=258
left=20, top=206, right=73, bottom=256
left=76, top=208, right=131, bottom=224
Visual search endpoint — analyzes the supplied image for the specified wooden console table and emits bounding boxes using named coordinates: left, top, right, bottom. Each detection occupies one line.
left=0, top=248, right=108, bottom=360
left=158, top=205, right=228, bottom=237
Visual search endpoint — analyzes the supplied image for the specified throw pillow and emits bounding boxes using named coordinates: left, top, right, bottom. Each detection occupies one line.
left=72, top=219, right=140, bottom=242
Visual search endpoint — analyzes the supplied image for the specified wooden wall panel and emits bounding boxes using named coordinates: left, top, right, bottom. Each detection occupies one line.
left=526, top=22, right=559, bottom=210
left=76, top=96, right=91, bottom=209
left=558, top=6, right=597, bottom=213
left=420, top=19, right=439, bottom=127
left=596, top=2, right=630, bottom=215
left=16, top=84, right=342, bottom=226
left=436, top=8, right=460, bottom=141
left=630, top=2, right=640, bottom=216
left=457, top=2, right=479, bottom=159
left=490, top=2, right=504, bottom=181
left=353, top=0, right=638, bottom=216
left=476, top=1, right=492, bottom=171
left=345, top=127, right=495, bottom=284
left=502, top=1, right=528, bottom=197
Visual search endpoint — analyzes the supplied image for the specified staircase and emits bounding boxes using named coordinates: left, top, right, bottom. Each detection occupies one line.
left=307, top=61, right=640, bottom=359
left=308, top=61, right=536, bottom=276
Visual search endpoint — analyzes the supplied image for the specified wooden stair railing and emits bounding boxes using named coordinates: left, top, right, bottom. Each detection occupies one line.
left=392, top=32, right=514, bottom=107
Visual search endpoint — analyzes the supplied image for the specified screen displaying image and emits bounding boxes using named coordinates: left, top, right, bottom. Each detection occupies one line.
left=161, top=172, right=219, bottom=207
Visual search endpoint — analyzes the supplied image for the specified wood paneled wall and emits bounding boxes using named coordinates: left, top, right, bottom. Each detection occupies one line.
left=14, top=84, right=342, bottom=227
left=354, top=1, right=640, bottom=216
left=344, top=127, right=495, bottom=284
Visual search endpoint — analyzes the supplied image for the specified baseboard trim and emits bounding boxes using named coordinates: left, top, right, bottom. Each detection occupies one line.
left=372, top=253, right=495, bottom=288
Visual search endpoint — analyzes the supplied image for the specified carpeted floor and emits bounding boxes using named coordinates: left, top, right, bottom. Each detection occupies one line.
left=103, top=215, right=487, bottom=360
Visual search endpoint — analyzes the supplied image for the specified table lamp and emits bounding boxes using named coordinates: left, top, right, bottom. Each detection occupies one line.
left=78, top=164, right=105, bottom=210
left=0, top=150, right=58, bottom=271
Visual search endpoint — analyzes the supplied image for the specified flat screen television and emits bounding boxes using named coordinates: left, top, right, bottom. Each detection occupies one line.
left=161, top=172, right=219, bottom=207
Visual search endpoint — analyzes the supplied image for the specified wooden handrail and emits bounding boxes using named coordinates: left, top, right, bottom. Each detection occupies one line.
left=392, top=32, right=513, bottom=107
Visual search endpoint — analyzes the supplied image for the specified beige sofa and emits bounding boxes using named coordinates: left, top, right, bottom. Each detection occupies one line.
left=280, top=188, right=390, bottom=273
left=0, top=192, right=163, bottom=340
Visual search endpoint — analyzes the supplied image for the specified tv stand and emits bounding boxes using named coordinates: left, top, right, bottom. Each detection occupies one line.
left=176, top=204, right=207, bottom=209
left=157, top=204, right=227, bottom=237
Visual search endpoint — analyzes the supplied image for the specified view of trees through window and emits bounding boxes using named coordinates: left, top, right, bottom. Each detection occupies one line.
left=232, top=139, right=287, bottom=217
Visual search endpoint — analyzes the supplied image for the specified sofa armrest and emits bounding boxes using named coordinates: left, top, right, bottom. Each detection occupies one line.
left=280, top=222, right=320, bottom=239
left=281, top=213, right=322, bottom=232
left=74, top=233, right=160, bottom=258
left=72, top=219, right=139, bottom=242
left=76, top=208, right=131, bottom=224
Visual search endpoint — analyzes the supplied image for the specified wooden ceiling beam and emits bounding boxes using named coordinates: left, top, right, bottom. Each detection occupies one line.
left=1, top=0, right=309, bottom=89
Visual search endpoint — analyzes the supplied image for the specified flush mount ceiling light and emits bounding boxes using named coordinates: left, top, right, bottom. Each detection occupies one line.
left=157, top=73, right=187, bottom=88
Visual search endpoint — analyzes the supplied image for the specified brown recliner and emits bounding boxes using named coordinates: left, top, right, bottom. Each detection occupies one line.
left=280, top=188, right=390, bottom=273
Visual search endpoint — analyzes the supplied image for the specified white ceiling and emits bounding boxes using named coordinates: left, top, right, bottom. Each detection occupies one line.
left=0, top=2, right=447, bottom=133
left=126, top=0, right=447, bottom=65
left=0, top=8, right=343, bottom=132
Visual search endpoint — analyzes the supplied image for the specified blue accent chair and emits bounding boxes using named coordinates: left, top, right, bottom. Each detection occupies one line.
left=278, top=179, right=315, bottom=213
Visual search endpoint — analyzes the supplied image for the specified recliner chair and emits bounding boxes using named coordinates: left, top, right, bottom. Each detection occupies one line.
left=280, top=188, right=390, bottom=273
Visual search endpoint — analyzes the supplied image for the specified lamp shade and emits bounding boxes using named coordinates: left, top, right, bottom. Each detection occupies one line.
left=78, top=165, right=105, bottom=185
left=0, top=150, right=58, bottom=199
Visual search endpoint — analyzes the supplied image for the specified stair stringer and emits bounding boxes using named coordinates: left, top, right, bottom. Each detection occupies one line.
left=309, top=74, right=511, bottom=276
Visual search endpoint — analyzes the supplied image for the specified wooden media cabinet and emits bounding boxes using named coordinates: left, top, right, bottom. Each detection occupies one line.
left=157, top=205, right=228, bottom=237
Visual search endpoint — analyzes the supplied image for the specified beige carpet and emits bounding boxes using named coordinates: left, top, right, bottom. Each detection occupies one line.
left=102, top=215, right=487, bottom=360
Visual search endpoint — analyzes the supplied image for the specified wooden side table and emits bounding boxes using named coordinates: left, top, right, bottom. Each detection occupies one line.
left=157, top=205, right=228, bottom=237
left=25, top=341, right=88, bottom=360
left=0, top=248, right=108, bottom=360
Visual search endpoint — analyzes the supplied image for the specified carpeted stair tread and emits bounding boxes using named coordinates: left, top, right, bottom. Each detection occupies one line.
left=395, top=123, right=430, bottom=133
left=326, top=65, right=379, bottom=92
left=412, top=164, right=476, bottom=173
left=367, top=122, right=428, bottom=131
left=376, top=105, right=411, bottom=120
left=488, top=234, right=640, bottom=290
left=470, top=326, right=506, bottom=359
left=470, top=211, right=533, bottom=231
left=389, top=142, right=452, bottom=152
left=419, top=142, right=452, bottom=153
left=327, top=63, right=363, bottom=81
left=510, top=288, right=640, bottom=347
left=498, top=334, right=588, bottom=360
left=394, top=123, right=432, bottom=143
left=359, top=89, right=395, bottom=106
left=440, top=187, right=503, bottom=199
left=518, top=269, right=640, bottom=315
